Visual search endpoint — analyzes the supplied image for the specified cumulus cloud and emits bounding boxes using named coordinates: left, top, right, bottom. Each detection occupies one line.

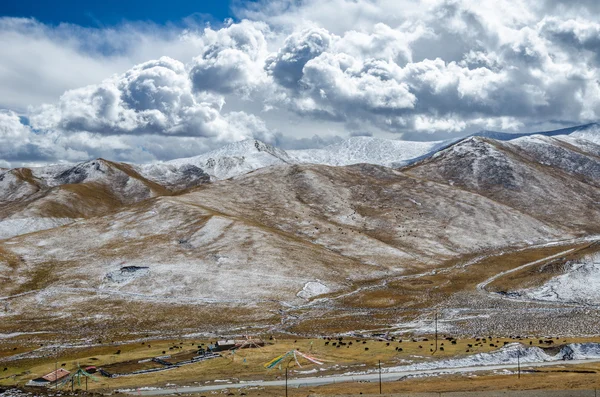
left=189, top=20, right=271, bottom=94
left=255, top=0, right=600, bottom=133
left=30, top=56, right=271, bottom=141
left=300, top=54, right=415, bottom=115
left=0, top=17, right=214, bottom=112
left=2, top=0, right=600, bottom=166
left=0, top=110, right=90, bottom=166
left=266, top=27, right=332, bottom=88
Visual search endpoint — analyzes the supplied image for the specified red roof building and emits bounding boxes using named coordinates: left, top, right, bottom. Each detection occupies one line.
left=41, top=368, right=70, bottom=382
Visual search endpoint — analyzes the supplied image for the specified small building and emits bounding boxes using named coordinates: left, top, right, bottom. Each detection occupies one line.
left=215, top=340, right=236, bottom=351
left=214, top=338, right=265, bottom=351
left=26, top=368, right=70, bottom=387
left=42, top=368, right=71, bottom=383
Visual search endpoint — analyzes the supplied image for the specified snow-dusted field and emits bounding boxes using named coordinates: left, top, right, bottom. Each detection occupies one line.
left=1, top=125, right=600, bottom=338
left=383, top=343, right=600, bottom=373
left=0, top=217, right=75, bottom=240
left=520, top=254, right=600, bottom=306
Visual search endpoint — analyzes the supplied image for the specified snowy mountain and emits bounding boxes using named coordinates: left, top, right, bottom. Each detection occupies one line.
left=511, top=134, right=600, bottom=187
left=288, top=136, right=453, bottom=167
left=136, top=123, right=600, bottom=181
left=0, top=161, right=571, bottom=334
left=0, top=159, right=174, bottom=239
left=2, top=123, right=600, bottom=338
left=132, top=136, right=453, bottom=182
left=469, top=122, right=600, bottom=142
left=1, top=124, right=600, bottom=240
left=406, top=135, right=600, bottom=232
left=155, top=139, right=294, bottom=180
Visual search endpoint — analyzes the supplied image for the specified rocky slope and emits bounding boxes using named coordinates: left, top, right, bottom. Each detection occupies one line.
left=0, top=159, right=209, bottom=239
left=405, top=136, right=600, bottom=232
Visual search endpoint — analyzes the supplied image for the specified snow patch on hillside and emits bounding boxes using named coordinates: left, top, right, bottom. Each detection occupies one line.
left=383, top=343, right=600, bottom=373
left=104, top=266, right=150, bottom=285
left=166, top=139, right=293, bottom=180
left=0, top=171, right=40, bottom=202
left=289, top=136, right=449, bottom=167
left=297, top=281, right=331, bottom=299
left=187, top=217, right=234, bottom=247
left=0, top=218, right=75, bottom=240
left=520, top=254, right=600, bottom=305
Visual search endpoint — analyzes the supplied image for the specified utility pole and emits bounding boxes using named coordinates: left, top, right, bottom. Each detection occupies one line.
left=435, top=312, right=438, bottom=354
left=517, top=349, right=521, bottom=379
left=285, top=356, right=293, bottom=397
left=378, top=360, right=382, bottom=394
left=285, top=366, right=288, bottom=397
left=54, top=346, right=58, bottom=390
left=285, top=366, right=287, bottom=397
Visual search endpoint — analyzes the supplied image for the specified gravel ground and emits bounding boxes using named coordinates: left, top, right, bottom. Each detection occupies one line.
left=438, top=291, right=600, bottom=337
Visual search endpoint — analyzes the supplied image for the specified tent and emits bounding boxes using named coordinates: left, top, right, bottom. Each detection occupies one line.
left=264, top=350, right=324, bottom=369
left=57, top=365, right=98, bottom=391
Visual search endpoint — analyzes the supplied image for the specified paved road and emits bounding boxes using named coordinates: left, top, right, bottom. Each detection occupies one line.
left=132, top=358, right=600, bottom=395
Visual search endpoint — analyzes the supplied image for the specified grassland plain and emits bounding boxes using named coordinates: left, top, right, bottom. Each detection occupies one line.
left=3, top=335, right=600, bottom=393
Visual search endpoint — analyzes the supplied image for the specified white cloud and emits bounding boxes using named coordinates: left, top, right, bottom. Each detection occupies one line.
left=189, top=20, right=271, bottom=94
left=0, top=17, right=211, bottom=112
left=2, top=0, right=600, bottom=166
left=266, top=27, right=333, bottom=88
left=301, top=53, right=416, bottom=112
left=29, top=56, right=270, bottom=140
left=0, top=110, right=89, bottom=167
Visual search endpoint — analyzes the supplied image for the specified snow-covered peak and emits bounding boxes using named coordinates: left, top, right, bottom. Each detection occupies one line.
left=168, top=139, right=292, bottom=166
left=422, top=136, right=526, bottom=191
left=509, top=133, right=600, bottom=185
left=434, top=135, right=502, bottom=157
left=289, top=136, right=452, bottom=167
left=150, top=136, right=459, bottom=180
left=42, top=158, right=115, bottom=186
left=470, top=123, right=600, bottom=142
left=134, top=162, right=210, bottom=191
left=565, top=123, right=600, bottom=145
left=164, top=139, right=293, bottom=180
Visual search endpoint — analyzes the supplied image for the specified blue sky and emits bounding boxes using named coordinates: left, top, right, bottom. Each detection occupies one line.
left=1, top=0, right=236, bottom=27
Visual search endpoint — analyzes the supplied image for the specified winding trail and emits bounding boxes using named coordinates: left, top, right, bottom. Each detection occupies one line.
left=475, top=236, right=600, bottom=307
left=476, top=248, right=576, bottom=294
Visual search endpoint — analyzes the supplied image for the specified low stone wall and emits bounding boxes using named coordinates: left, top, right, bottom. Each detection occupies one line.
left=100, top=353, right=220, bottom=378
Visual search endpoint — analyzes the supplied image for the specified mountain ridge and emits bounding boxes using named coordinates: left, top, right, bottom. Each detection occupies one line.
left=1, top=123, right=600, bottom=240
left=3, top=124, right=600, bottom=337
